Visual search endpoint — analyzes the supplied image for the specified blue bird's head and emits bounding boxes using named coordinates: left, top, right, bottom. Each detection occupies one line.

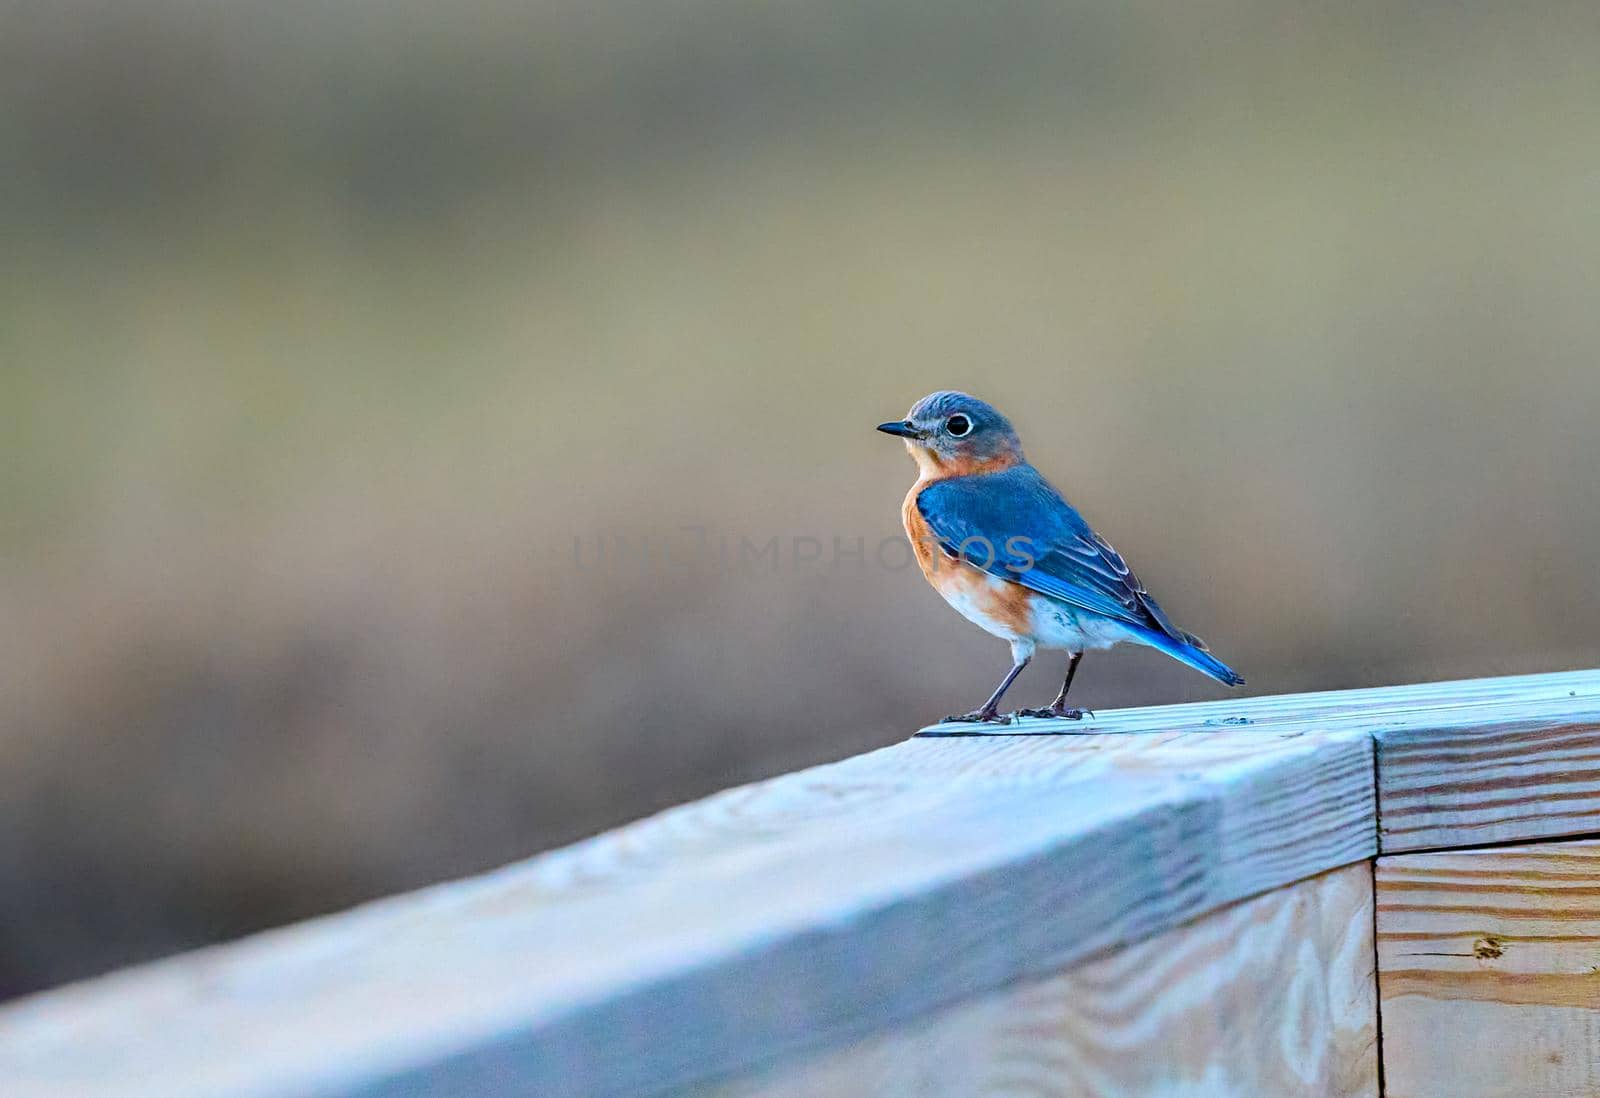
left=877, top=391, right=1024, bottom=478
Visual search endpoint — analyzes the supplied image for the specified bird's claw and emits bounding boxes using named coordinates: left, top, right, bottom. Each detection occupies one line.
left=942, top=710, right=1013, bottom=725
left=1014, top=706, right=1092, bottom=721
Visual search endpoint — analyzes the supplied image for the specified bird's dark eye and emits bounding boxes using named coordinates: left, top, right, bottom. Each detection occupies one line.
left=945, top=414, right=972, bottom=437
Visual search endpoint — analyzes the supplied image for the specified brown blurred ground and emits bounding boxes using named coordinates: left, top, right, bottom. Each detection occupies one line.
left=2, top=0, right=1599, bottom=998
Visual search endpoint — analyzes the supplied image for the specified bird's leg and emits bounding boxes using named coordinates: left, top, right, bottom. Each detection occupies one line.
left=1017, top=652, right=1092, bottom=720
left=944, top=656, right=1030, bottom=724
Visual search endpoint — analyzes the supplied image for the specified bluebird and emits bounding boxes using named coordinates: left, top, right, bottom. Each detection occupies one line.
left=879, top=391, right=1243, bottom=724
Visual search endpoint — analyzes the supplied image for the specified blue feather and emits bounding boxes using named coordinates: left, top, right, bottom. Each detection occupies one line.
left=915, top=464, right=1244, bottom=686
left=1130, top=624, right=1246, bottom=687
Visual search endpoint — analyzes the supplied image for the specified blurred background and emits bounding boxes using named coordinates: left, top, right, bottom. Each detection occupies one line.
left=3, top=0, right=1598, bottom=999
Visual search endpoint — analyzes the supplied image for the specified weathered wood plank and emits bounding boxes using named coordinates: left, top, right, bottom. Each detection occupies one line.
left=700, top=863, right=1378, bottom=1098
left=0, top=724, right=1376, bottom=1098
left=3, top=670, right=1596, bottom=1098
left=1376, top=839, right=1600, bottom=1098
left=928, top=668, right=1600, bottom=852
left=1375, top=676, right=1600, bottom=850
left=923, top=667, right=1600, bottom=738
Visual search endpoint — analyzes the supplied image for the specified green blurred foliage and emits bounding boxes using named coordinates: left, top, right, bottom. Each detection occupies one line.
left=2, top=0, right=1598, bottom=996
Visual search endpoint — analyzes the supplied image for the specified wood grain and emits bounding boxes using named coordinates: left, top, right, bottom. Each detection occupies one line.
left=929, top=667, right=1600, bottom=853
left=0, top=724, right=1375, bottom=1097
left=1376, top=688, right=1600, bottom=851
left=2, top=669, right=1597, bottom=1098
left=921, top=667, right=1600, bottom=738
left=701, top=863, right=1378, bottom=1098
left=1376, top=839, right=1600, bottom=1098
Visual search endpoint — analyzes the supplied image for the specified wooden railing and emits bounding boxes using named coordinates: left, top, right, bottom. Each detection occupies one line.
left=4, top=670, right=1600, bottom=1097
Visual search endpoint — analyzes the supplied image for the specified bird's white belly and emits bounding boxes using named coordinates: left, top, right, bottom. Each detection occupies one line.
left=1028, top=597, right=1141, bottom=652
left=928, top=561, right=1145, bottom=655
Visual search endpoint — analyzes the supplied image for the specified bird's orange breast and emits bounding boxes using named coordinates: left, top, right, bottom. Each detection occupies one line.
left=902, top=482, right=1037, bottom=641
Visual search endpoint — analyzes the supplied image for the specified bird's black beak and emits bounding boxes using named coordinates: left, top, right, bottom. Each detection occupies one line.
left=877, top=420, right=924, bottom=439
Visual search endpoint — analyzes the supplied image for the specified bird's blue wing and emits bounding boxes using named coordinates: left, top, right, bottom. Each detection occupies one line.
left=915, top=465, right=1186, bottom=641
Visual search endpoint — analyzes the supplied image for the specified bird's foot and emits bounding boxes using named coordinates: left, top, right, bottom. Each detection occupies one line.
left=1014, top=705, right=1092, bottom=721
left=941, top=709, right=1013, bottom=725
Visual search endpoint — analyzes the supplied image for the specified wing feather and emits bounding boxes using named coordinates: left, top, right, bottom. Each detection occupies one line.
left=915, top=466, right=1185, bottom=642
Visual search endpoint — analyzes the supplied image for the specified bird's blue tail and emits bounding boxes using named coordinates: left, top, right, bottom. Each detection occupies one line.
left=1136, top=626, right=1245, bottom=687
